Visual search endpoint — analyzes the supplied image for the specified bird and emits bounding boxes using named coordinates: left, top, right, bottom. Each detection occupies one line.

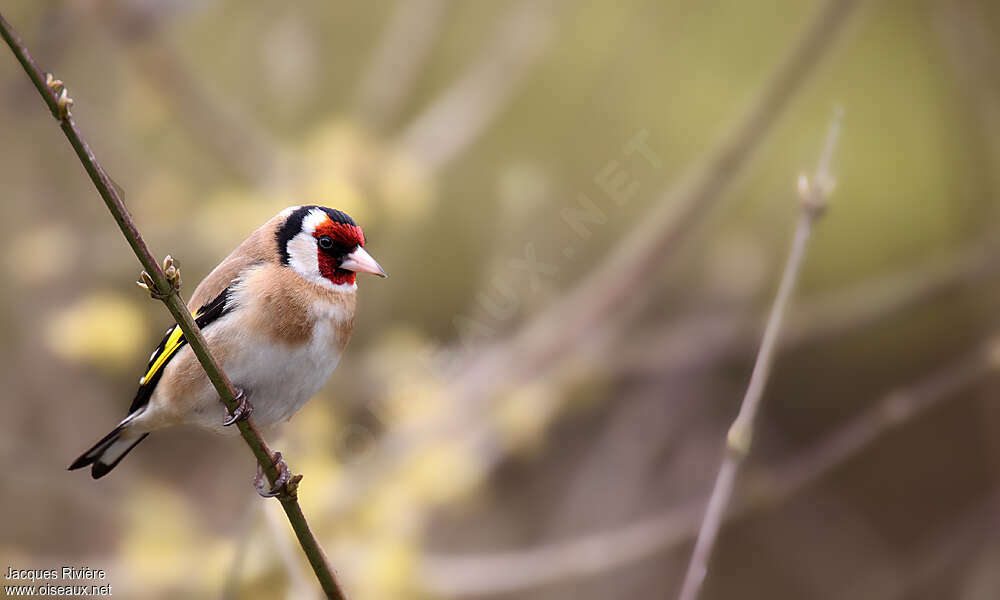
left=69, top=205, right=385, bottom=493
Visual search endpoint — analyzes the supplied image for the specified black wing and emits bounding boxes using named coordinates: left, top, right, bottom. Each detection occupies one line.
left=127, top=285, right=235, bottom=413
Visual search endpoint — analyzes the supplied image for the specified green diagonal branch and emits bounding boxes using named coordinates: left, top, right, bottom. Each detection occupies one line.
left=0, top=12, right=347, bottom=600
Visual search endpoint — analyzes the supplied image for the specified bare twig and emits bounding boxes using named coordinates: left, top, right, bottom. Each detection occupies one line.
left=0, top=13, right=347, bottom=600
left=354, top=0, right=451, bottom=130
left=95, top=4, right=292, bottom=185
left=421, top=330, right=1000, bottom=597
left=396, top=0, right=559, bottom=172
left=676, top=110, right=841, bottom=600
left=934, top=0, right=1000, bottom=196
left=127, top=43, right=293, bottom=185
left=422, top=499, right=705, bottom=596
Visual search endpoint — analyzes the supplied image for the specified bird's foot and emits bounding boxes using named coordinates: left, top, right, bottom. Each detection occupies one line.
left=253, top=451, right=302, bottom=499
left=222, top=387, right=253, bottom=427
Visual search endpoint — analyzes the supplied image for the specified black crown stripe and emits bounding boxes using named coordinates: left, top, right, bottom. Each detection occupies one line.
left=275, top=206, right=357, bottom=265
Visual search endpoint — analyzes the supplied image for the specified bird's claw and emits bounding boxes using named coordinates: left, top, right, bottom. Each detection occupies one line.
left=222, top=388, right=253, bottom=427
left=253, top=452, right=302, bottom=499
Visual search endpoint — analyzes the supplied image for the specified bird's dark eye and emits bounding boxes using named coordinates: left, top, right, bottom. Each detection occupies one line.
left=318, top=236, right=334, bottom=250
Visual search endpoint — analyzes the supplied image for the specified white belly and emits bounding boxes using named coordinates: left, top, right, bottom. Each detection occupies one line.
left=218, top=320, right=342, bottom=429
left=137, top=316, right=345, bottom=435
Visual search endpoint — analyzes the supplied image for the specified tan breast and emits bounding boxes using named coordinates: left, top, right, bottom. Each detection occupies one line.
left=139, top=262, right=357, bottom=431
left=237, top=263, right=357, bottom=349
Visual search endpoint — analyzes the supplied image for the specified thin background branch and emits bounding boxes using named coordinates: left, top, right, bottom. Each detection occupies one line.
left=420, top=319, right=1000, bottom=597
left=396, top=0, right=560, bottom=172
left=325, top=0, right=861, bottom=525
left=96, top=3, right=292, bottom=186
left=675, top=110, right=840, bottom=600
left=35, top=329, right=996, bottom=597
left=354, top=0, right=451, bottom=131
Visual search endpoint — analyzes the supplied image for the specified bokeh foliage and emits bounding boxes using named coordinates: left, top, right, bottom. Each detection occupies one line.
left=3, top=1, right=1000, bottom=598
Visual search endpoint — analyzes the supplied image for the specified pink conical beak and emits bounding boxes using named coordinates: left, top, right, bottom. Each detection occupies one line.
left=341, top=247, right=387, bottom=277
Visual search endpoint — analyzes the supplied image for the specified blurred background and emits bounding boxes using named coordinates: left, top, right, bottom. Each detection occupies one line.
left=2, top=0, right=1000, bottom=598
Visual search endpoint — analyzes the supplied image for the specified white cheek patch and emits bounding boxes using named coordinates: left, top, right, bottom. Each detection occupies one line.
left=287, top=231, right=334, bottom=290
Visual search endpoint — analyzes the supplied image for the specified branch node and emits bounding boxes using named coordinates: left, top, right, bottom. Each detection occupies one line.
left=136, top=256, right=181, bottom=300
left=798, top=106, right=843, bottom=221
left=726, top=421, right=752, bottom=458
left=45, top=72, right=72, bottom=120
left=797, top=172, right=832, bottom=220
left=162, top=254, right=181, bottom=287
left=44, top=72, right=61, bottom=90
left=285, top=473, right=305, bottom=499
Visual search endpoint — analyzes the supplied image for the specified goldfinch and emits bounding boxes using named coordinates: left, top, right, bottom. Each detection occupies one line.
left=69, top=205, right=385, bottom=484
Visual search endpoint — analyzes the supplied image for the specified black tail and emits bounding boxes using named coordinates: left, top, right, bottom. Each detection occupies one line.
left=69, top=423, right=149, bottom=479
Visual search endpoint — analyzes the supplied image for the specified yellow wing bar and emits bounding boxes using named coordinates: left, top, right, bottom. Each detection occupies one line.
left=138, top=310, right=198, bottom=385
